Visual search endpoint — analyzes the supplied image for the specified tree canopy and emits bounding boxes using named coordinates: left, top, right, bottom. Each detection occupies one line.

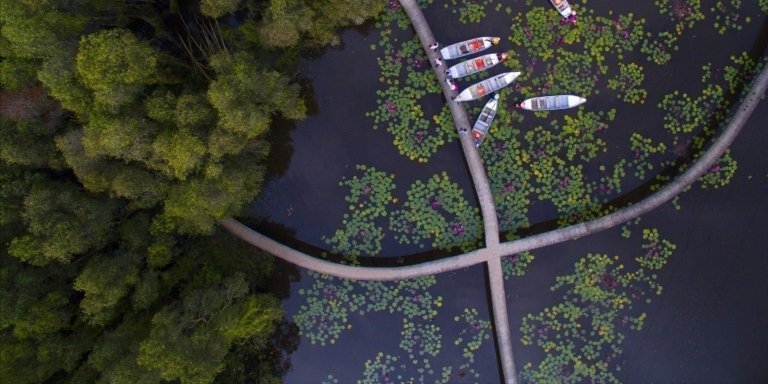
left=0, top=0, right=386, bottom=382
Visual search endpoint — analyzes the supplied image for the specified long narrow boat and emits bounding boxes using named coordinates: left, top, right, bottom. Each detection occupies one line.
left=471, top=94, right=500, bottom=147
left=550, top=0, right=574, bottom=18
left=518, top=95, right=586, bottom=111
left=440, top=37, right=501, bottom=60
left=447, top=53, right=508, bottom=79
left=454, top=71, right=521, bottom=102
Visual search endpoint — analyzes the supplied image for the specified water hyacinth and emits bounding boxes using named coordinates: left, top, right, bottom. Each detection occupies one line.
left=520, top=228, right=677, bottom=382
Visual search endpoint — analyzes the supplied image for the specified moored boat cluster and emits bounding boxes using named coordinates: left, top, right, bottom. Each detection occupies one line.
left=436, top=0, right=585, bottom=147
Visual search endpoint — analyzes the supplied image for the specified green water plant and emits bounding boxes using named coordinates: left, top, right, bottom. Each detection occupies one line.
left=325, top=165, right=396, bottom=262
left=453, top=307, right=492, bottom=364
left=293, top=272, right=354, bottom=346
left=366, top=4, right=454, bottom=163
left=608, top=62, right=647, bottom=104
left=520, top=228, right=677, bottom=382
left=399, top=319, right=442, bottom=359
left=627, top=133, right=667, bottom=180
left=696, top=150, right=737, bottom=189
left=443, top=0, right=492, bottom=24
left=390, top=172, right=482, bottom=252
left=502, top=251, right=536, bottom=279
left=711, top=0, right=749, bottom=35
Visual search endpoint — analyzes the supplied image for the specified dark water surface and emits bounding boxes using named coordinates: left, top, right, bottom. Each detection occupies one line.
left=251, top=1, right=767, bottom=382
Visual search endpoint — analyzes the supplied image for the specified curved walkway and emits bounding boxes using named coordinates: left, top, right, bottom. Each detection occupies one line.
left=223, top=6, right=768, bottom=383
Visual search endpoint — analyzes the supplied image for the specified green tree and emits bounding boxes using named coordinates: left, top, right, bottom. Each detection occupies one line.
left=8, top=180, right=120, bottom=266
left=137, top=273, right=283, bottom=384
left=201, top=0, right=242, bottom=18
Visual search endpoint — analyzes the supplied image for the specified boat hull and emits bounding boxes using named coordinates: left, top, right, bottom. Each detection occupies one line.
left=471, top=94, right=500, bottom=147
left=448, top=53, right=503, bottom=79
left=455, top=71, right=521, bottom=102
left=440, top=37, right=499, bottom=60
left=519, top=95, right=586, bottom=111
left=550, top=0, right=573, bottom=18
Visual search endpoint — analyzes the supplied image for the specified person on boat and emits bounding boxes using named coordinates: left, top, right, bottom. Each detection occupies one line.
left=497, top=53, right=508, bottom=62
left=486, top=37, right=501, bottom=45
left=429, top=42, right=439, bottom=51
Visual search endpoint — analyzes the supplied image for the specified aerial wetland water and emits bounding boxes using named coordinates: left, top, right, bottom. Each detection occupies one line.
left=250, top=0, right=767, bottom=382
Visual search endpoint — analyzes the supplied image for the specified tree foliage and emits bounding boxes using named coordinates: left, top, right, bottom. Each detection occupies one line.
left=0, top=0, right=386, bottom=382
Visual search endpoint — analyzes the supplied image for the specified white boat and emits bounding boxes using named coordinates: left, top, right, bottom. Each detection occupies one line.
left=550, top=0, right=574, bottom=18
left=471, top=94, right=500, bottom=147
left=518, top=95, right=586, bottom=111
left=454, top=71, right=521, bottom=102
left=440, top=37, right=501, bottom=60
left=447, top=53, right=508, bottom=79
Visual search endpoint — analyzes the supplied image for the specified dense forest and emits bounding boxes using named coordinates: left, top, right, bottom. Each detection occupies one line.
left=0, top=0, right=385, bottom=382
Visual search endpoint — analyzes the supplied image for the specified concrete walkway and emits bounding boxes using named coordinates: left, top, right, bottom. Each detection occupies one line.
left=222, top=4, right=768, bottom=383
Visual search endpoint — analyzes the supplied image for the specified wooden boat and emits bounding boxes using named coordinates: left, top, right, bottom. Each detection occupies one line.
left=440, top=37, right=501, bottom=60
left=518, top=95, right=586, bottom=111
left=550, top=0, right=574, bottom=18
left=447, top=53, right=508, bottom=79
left=454, top=71, right=521, bottom=102
left=471, top=94, right=500, bottom=147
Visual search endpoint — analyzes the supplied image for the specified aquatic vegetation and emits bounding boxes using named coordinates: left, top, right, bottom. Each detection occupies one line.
left=761, top=0, right=768, bottom=12
left=359, top=352, right=400, bottom=384
left=591, top=161, right=627, bottom=202
left=658, top=86, right=727, bottom=138
left=399, top=319, right=442, bottom=359
left=299, top=273, right=493, bottom=382
left=390, top=172, right=482, bottom=252
left=444, top=0, right=492, bottom=24
left=697, top=150, right=737, bottom=189
left=608, top=62, right=647, bottom=104
left=640, top=30, right=676, bottom=65
left=295, top=273, right=441, bottom=346
left=325, top=165, right=396, bottom=261
left=627, top=133, right=667, bottom=180
left=720, top=52, right=760, bottom=94
left=293, top=273, right=355, bottom=346
left=351, top=277, right=443, bottom=320
left=637, top=228, right=676, bottom=270
left=520, top=228, right=677, bottom=382
left=654, top=0, right=705, bottom=29
left=711, top=0, right=750, bottom=35
left=453, top=307, right=491, bottom=363
left=502, top=251, right=535, bottom=279
left=366, top=4, right=454, bottom=163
